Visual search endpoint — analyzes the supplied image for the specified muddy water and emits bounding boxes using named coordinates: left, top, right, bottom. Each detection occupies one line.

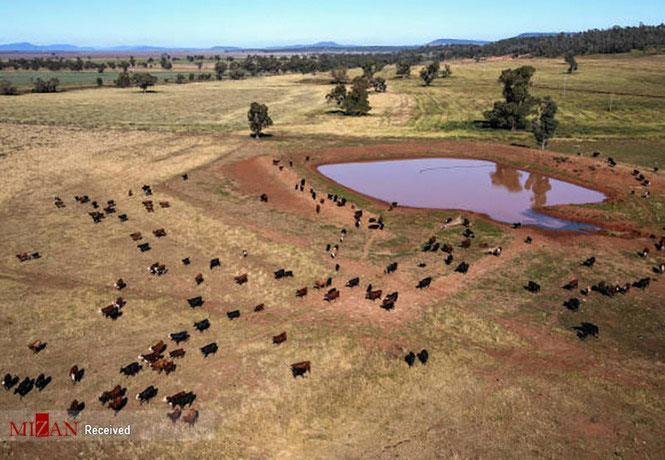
left=318, top=158, right=606, bottom=231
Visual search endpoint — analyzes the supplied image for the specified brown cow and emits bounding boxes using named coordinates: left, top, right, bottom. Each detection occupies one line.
left=296, top=287, right=308, bottom=298
left=169, top=349, right=186, bottom=359
left=150, top=340, right=167, bottom=354
left=272, top=332, right=287, bottom=344
left=182, top=409, right=199, bottom=425
left=130, top=232, right=142, bottom=241
left=234, top=273, right=248, bottom=285
left=291, top=361, right=311, bottom=378
left=324, top=288, right=339, bottom=302
left=366, top=289, right=382, bottom=301
left=28, top=340, right=46, bottom=353
left=139, top=351, right=164, bottom=363
left=108, top=396, right=127, bottom=412
left=99, top=385, right=125, bottom=404
left=150, top=359, right=176, bottom=374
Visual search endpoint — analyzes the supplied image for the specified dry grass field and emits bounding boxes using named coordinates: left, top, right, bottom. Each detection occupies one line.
left=1, top=54, right=664, bottom=459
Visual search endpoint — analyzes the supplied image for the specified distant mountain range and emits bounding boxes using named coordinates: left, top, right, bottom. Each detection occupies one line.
left=0, top=34, right=567, bottom=53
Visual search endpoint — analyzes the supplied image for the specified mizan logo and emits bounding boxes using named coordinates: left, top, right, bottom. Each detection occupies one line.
left=9, top=412, right=78, bottom=438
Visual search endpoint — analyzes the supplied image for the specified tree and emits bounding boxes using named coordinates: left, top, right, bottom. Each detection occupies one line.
left=396, top=62, right=411, bottom=78
left=96, top=77, right=103, bottom=87
left=330, top=67, right=349, bottom=84
left=160, top=53, right=172, bottom=70
left=0, top=79, right=18, bottom=95
left=372, top=76, right=387, bottom=93
left=564, top=52, right=578, bottom=73
left=532, top=97, right=558, bottom=149
left=175, top=73, right=187, bottom=84
left=129, top=56, right=136, bottom=67
left=32, top=77, right=59, bottom=93
left=483, top=66, right=538, bottom=130
left=441, top=64, right=452, bottom=78
left=342, top=79, right=371, bottom=116
left=132, top=73, right=157, bottom=92
left=114, top=72, right=132, bottom=88
left=97, top=63, right=106, bottom=74
left=247, top=102, right=273, bottom=138
left=326, top=83, right=347, bottom=106
left=214, top=61, right=227, bottom=80
left=419, top=61, right=440, bottom=86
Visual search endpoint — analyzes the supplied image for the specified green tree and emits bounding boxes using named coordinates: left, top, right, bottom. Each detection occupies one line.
left=395, top=62, right=411, bottom=78
left=247, top=102, right=273, bottom=138
left=419, top=61, right=440, bottom=86
left=32, top=77, right=59, bottom=93
left=160, top=53, right=172, bottom=70
left=175, top=73, right=187, bottom=84
left=326, top=83, right=347, bottom=106
left=342, top=79, right=371, bottom=116
left=114, top=72, right=132, bottom=88
left=564, top=52, right=578, bottom=73
left=483, top=66, right=538, bottom=130
left=214, top=61, right=227, bottom=80
left=532, top=96, right=559, bottom=149
left=0, top=79, right=18, bottom=96
left=96, top=77, right=104, bottom=87
left=132, top=73, right=157, bottom=92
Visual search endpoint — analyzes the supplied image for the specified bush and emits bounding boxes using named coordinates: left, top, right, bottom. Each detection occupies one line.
left=32, top=77, right=59, bottom=93
left=114, top=72, right=132, bottom=88
left=0, top=79, right=18, bottom=95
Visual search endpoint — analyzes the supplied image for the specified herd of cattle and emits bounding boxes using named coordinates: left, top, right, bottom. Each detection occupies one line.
left=4, top=153, right=663, bottom=429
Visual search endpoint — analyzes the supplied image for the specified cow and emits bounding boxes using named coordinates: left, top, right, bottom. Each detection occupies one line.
left=366, top=289, right=382, bottom=301
left=460, top=239, right=472, bottom=249
left=234, top=273, right=248, bottom=285
left=275, top=268, right=293, bottom=279
left=573, top=322, right=599, bottom=340
left=100, top=304, right=121, bottom=320
left=254, top=303, right=265, bottom=312
left=169, top=331, right=190, bottom=344
left=525, top=236, right=533, bottom=244
left=3, top=374, right=19, bottom=390
left=291, top=361, right=311, bottom=378
left=150, top=340, right=167, bottom=354
left=444, top=254, right=454, bottom=265
left=137, top=242, right=151, bottom=252
left=118, top=214, right=129, bottom=222
left=188, top=296, right=204, bottom=308
left=260, top=193, right=269, bottom=202
left=194, top=319, right=210, bottom=332
left=68, top=400, right=85, bottom=418
left=153, top=228, right=167, bottom=238
left=562, top=279, right=578, bottom=290
left=273, top=332, right=287, bottom=344
left=182, top=257, right=191, bottom=265
left=455, top=262, right=470, bottom=274
left=53, top=196, right=66, bottom=208
left=142, top=185, right=153, bottom=196
left=638, top=248, right=649, bottom=258
left=130, top=232, right=142, bottom=241
left=149, top=262, right=168, bottom=276
left=346, top=277, right=360, bottom=288
left=108, top=396, right=128, bottom=413
left=633, top=277, right=651, bottom=289
left=182, top=409, right=199, bottom=425
left=139, top=351, right=164, bottom=364
left=114, top=278, right=127, bottom=290
left=296, top=287, right=308, bottom=298
left=512, top=222, right=522, bottom=229
left=463, top=228, right=475, bottom=239
left=416, top=277, right=432, bottom=289
left=150, top=359, right=176, bottom=374
left=75, top=195, right=90, bottom=204
left=169, top=349, right=186, bottom=359
left=164, top=391, right=197, bottom=408
left=417, top=349, right=429, bottom=364
left=385, top=262, right=398, bottom=274
left=654, top=263, right=665, bottom=275
left=380, top=298, right=395, bottom=310
left=563, top=298, right=581, bottom=311
left=200, top=342, right=218, bottom=358
left=34, top=373, right=51, bottom=391
left=28, top=340, right=46, bottom=353
left=210, top=258, right=221, bottom=269
left=182, top=173, right=189, bottom=180
left=313, top=279, right=327, bottom=289
left=524, top=281, right=541, bottom=293
left=195, top=273, right=204, bottom=285
left=582, top=256, right=596, bottom=268
left=14, top=377, right=34, bottom=397
left=486, top=246, right=502, bottom=257
left=89, top=211, right=105, bottom=223
left=120, top=362, right=142, bottom=376
left=136, top=385, right=159, bottom=404
left=167, top=407, right=182, bottom=423
left=324, top=288, right=340, bottom=302
left=404, top=352, right=416, bottom=367
left=69, top=366, right=84, bottom=383
left=99, top=385, right=126, bottom=404
left=159, top=202, right=170, bottom=209
left=227, top=310, right=240, bottom=320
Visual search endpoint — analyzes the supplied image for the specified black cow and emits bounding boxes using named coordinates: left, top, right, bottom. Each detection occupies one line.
left=187, top=296, right=204, bottom=308
left=194, top=319, right=210, bottom=332
left=562, top=279, right=578, bottom=290
left=260, top=193, right=269, bottom=202
left=69, top=366, right=84, bottom=383
left=404, top=352, right=416, bottom=367
left=118, top=214, right=128, bottom=222
left=227, top=310, right=241, bottom=320
left=417, top=349, right=429, bottom=364
left=455, top=262, right=469, bottom=274
left=164, top=391, right=197, bottom=408
left=563, top=298, right=581, bottom=311
left=35, top=373, right=52, bottom=391
left=182, top=257, right=191, bottom=265
left=169, top=331, right=190, bottom=344
left=582, top=256, right=596, bottom=268
left=524, top=281, right=541, bottom=293
left=3, top=374, right=19, bottom=390
left=195, top=273, right=204, bottom=285
left=137, top=243, right=151, bottom=252
left=444, top=254, right=454, bottom=265
left=120, top=362, right=142, bottom=377
left=114, top=278, right=127, bottom=290
left=136, top=385, right=158, bottom=404
left=14, top=377, right=35, bottom=397
left=200, top=342, right=218, bottom=358
left=210, top=258, right=221, bottom=269
left=67, top=400, right=85, bottom=418
left=573, top=322, right=599, bottom=340
left=416, top=277, right=432, bottom=289
left=346, top=277, right=360, bottom=288
left=385, top=262, right=398, bottom=274
left=632, top=277, right=651, bottom=289
left=254, top=303, right=265, bottom=312
left=274, top=268, right=294, bottom=279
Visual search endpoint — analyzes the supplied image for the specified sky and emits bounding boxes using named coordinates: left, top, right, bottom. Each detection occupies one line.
left=0, top=0, right=663, bottom=48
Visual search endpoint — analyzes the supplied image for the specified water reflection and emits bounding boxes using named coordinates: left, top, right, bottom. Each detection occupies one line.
left=318, top=158, right=606, bottom=231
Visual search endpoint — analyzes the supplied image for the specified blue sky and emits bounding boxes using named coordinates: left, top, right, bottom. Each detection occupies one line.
left=1, top=0, right=663, bottom=47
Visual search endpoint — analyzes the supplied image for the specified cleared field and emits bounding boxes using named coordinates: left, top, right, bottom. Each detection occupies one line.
left=1, top=53, right=664, bottom=458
